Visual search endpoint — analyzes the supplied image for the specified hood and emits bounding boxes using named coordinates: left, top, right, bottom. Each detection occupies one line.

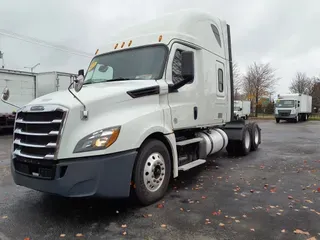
left=27, top=80, right=159, bottom=108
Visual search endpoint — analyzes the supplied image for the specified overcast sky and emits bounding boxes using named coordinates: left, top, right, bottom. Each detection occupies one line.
left=0, top=0, right=319, bottom=94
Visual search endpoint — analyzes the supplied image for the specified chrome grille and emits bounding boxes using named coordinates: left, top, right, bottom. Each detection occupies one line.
left=278, top=110, right=291, bottom=117
left=12, top=107, right=67, bottom=179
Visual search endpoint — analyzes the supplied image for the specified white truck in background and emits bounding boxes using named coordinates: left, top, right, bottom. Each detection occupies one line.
left=275, top=93, right=312, bottom=123
left=1, top=10, right=262, bottom=206
left=0, top=70, right=74, bottom=131
left=234, top=100, right=250, bottom=120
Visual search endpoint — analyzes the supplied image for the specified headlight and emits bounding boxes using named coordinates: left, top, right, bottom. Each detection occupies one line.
left=73, top=126, right=121, bottom=153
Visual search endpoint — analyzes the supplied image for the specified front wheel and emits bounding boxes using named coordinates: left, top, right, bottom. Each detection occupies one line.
left=132, top=139, right=172, bottom=206
left=294, top=115, right=299, bottom=123
left=276, top=118, right=280, bottom=123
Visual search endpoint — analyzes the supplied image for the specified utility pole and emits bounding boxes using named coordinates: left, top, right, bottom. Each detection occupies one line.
left=24, top=62, right=40, bottom=72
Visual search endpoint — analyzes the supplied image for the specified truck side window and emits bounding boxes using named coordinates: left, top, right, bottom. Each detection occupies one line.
left=218, top=68, right=224, bottom=92
left=172, top=49, right=194, bottom=85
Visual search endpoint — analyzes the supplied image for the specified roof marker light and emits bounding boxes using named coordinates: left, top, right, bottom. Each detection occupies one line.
left=95, top=49, right=99, bottom=55
left=128, top=40, right=132, bottom=47
left=114, top=43, right=119, bottom=49
left=121, top=42, right=125, bottom=48
left=158, top=35, right=163, bottom=42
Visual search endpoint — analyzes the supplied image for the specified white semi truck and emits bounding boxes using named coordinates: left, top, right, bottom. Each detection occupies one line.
left=275, top=93, right=312, bottom=123
left=234, top=100, right=251, bottom=120
left=1, top=10, right=261, bottom=206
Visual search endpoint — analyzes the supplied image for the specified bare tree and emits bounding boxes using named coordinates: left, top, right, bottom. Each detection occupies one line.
left=310, top=76, right=320, bottom=112
left=242, top=62, right=279, bottom=117
left=289, top=72, right=313, bottom=95
left=232, top=62, right=242, bottom=100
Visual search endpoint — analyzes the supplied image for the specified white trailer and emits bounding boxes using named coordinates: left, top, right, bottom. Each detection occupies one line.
left=0, top=70, right=74, bottom=130
left=275, top=93, right=312, bottom=123
left=234, top=100, right=251, bottom=120
left=2, top=9, right=262, bottom=206
left=0, top=69, right=35, bottom=130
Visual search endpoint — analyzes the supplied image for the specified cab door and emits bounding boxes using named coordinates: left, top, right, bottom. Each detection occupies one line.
left=165, top=43, right=203, bottom=130
left=214, top=60, right=228, bottom=122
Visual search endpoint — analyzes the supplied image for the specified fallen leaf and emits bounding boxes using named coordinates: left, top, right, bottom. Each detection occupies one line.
left=60, top=234, right=66, bottom=238
left=157, top=203, right=164, bottom=208
left=121, top=224, right=127, bottom=228
left=201, top=196, right=207, bottom=199
left=270, top=205, right=276, bottom=209
left=161, top=224, right=167, bottom=228
left=307, top=237, right=316, bottom=240
left=264, top=184, right=269, bottom=188
left=180, top=208, right=184, bottom=211
left=242, top=215, right=247, bottom=218
left=250, top=228, right=255, bottom=232
left=270, top=187, right=277, bottom=193
left=250, top=189, right=254, bottom=193
left=294, top=229, right=310, bottom=236
left=219, top=223, right=225, bottom=227
left=24, top=238, right=30, bottom=240
left=231, top=216, right=236, bottom=219
left=276, top=213, right=282, bottom=216
left=235, top=220, right=240, bottom=223
left=2, top=216, right=8, bottom=219
left=305, top=200, right=314, bottom=204
left=76, top=233, right=84, bottom=237
left=317, top=187, right=320, bottom=192
left=279, top=209, right=284, bottom=212
left=281, top=229, right=286, bottom=233
left=302, top=206, right=309, bottom=209
left=288, top=195, right=293, bottom=199
left=122, top=231, right=127, bottom=236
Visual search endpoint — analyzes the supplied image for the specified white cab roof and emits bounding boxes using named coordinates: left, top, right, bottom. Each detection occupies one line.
left=98, top=9, right=227, bottom=59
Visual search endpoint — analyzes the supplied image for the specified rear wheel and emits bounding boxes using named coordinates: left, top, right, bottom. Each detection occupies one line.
left=248, top=122, right=261, bottom=151
left=132, top=139, right=171, bottom=206
left=276, top=118, right=280, bottom=123
left=226, top=125, right=252, bottom=156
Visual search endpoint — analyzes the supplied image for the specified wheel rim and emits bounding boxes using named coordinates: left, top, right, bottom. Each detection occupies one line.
left=254, top=127, right=259, bottom=145
left=245, top=130, right=250, bottom=149
left=143, top=152, right=166, bottom=192
left=296, top=116, right=299, bottom=121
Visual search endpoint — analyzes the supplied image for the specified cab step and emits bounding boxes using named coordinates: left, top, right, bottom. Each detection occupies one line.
left=178, top=159, right=206, bottom=171
left=176, top=137, right=203, bottom=146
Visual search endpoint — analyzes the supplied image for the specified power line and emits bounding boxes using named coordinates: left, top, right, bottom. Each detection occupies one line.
left=0, top=29, right=94, bottom=58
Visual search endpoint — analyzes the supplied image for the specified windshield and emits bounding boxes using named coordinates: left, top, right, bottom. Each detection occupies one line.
left=84, top=45, right=168, bottom=84
left=276, top=100, right=294, bottom=108
left=234, top=107, right=241, bottom=111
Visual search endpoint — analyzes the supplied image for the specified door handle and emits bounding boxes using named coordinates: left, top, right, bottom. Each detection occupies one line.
left=194, top=106, right=198, bottom=120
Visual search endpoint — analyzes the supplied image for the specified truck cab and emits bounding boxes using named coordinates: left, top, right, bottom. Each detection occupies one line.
left=1, top=9, right=261, bottom=206
left=234, top=100, right=250, bottom=120
left=275, top=93, right=312, bottom=123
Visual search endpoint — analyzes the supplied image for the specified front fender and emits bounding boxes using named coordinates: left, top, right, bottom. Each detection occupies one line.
left=57, top=97, right=172, bottom=159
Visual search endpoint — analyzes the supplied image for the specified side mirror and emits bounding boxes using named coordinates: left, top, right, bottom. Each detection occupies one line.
left=181, top=51, right=194, bottom=82
left=1, top=87, right=10, bottom=101
left=239, top=108, right=242, bottom=111
left=78, top=69, right=85, bottom=77
left=169, top=51, right=194, bottom=92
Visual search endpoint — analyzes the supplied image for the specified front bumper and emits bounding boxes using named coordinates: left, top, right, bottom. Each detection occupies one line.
left=275, top=114, right=297, bottom=119
left=11, top=150, right=137, bottom=198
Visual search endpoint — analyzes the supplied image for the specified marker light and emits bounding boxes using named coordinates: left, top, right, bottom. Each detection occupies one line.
left=95, top=49, right=99, bottom=55
left=128, top=40, right=132, bottom=47
left=158, top=35, right=163, bottom=42
left=121, top=42, right=125, bottom=48
left=114, top=43, right=119, bottom=49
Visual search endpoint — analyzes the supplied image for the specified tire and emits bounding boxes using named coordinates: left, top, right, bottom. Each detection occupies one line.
left=245, top=115, right=249, bottom=120
left=132, top=139, right=172, bottom=206
left=276, top=118, right=280, bottom=123
left=248, top=122, right=261, bottom=151
left=237, top=125, right=252, bottom=156
left=294, top=115, right=299, bottom=123
left=226, top=125, right=251, bottom=156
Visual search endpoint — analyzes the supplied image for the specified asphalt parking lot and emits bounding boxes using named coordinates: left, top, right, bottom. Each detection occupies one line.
left=0, top=120, right=319, bottom=240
